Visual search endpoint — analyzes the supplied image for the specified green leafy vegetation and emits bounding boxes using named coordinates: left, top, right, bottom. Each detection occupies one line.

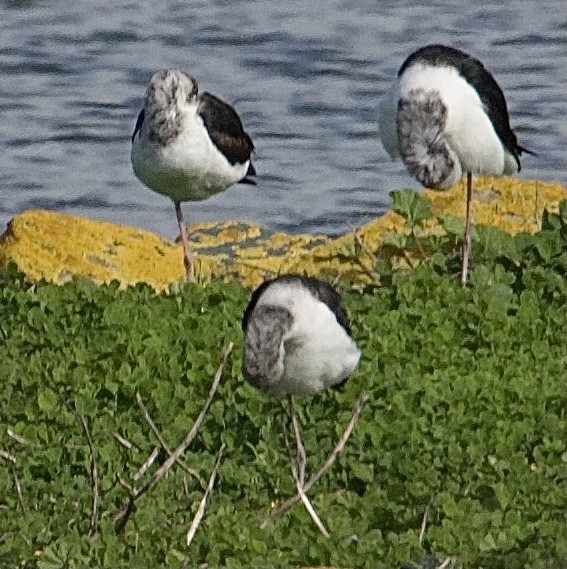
left=1, top=196, right=565, bottom=568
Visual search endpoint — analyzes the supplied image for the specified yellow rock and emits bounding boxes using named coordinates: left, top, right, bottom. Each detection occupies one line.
left=0, top=177, right=565, bottom=290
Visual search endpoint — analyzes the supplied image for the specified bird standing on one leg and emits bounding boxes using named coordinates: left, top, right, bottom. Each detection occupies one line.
left=378, top=44, right=534, bottom=284
left=242, top=274, right=361, bottom=481
left=131, top=69, right=255, bottom=282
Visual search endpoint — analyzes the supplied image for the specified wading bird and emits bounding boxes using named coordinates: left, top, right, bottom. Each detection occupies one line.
left=242, top=274, right=361, bottom=482
left=131, top=69, right=255, bottom=281
left=378, top=44, right=534, bottom=284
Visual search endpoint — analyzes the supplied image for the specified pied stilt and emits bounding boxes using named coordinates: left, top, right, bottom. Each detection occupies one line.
left=378, top=44, right=534, bottom=284
left=242, top=274, right=361, bottom=488
left=131, top=69, right=256, bottom=282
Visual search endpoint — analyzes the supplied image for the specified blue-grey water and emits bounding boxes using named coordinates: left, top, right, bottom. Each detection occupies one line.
left=1, top=0, right=566, bottom=240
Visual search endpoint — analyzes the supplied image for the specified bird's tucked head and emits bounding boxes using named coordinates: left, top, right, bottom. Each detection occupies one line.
left=142, top=69, right=198, bottom=146
left=396, top=88, right=462, bottom=189
left=242, top=304, right=293, bottom=393
left=145, top=69, right=198, bottom=108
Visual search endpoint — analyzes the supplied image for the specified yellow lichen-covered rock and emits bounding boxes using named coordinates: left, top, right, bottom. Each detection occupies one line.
left=0, top=177, right=565, bottom=290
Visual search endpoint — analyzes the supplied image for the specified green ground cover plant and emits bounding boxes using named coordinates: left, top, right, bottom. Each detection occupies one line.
left=1, top=195, right=565, bottom=568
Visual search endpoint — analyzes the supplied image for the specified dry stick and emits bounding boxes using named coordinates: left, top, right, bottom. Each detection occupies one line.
left=133, top=447, right=159, bottom=481
left=77, top=414, right=100, bottom=539
left=0, top=449, right=16, bottom=463
left=283, top=426, right=330, bottom=538
left=136, top=392, right=205, bottom=486
left=437, top=556, right=456, bottom=569
left=7, top=429, right=32, bottom=446
left=116, top=474, right=138, bottom=496
left=261, top=393, right=369, bottom=529
left=290, top=462, right=330, bottom=538
left=114, top=341, right=234, bottom=533
left=113, top=432, right=133, bottom=450
left=186, top=443, right=226, bottom=546
left=419, top=503, right=430, bottom=546
left=11, top=466, right=27, bottom=515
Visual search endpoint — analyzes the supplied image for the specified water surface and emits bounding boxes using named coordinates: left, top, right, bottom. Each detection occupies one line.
left=1, top=0, right=565, bottom=239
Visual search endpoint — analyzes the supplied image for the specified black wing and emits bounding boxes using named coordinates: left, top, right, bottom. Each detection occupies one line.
left=132, top=109, right=144, bottom=143
left=299, top=276, right=352, bottom=336
left=197, top=92, right=254, bottom=166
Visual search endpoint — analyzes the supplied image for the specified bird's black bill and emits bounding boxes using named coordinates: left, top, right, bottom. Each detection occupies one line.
left=132, top=109, right=145, bottom=143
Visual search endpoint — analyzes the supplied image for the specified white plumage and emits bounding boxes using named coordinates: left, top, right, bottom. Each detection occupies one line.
left=378, top=44, right=533, bottom=284
left=242, top=275, right=361, bottom=396
left=379, top=64, right=518, bottom=180
left=131, top=69, right=255, bottom=281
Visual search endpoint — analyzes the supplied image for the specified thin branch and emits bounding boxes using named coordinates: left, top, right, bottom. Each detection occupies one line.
left=419, top=503, right=430, bottom=546
left=186, top=443, right=226, bottom=546
left=114, top=341, right=234, bottom=533
left=113, top=432, right=133, bottom=449
left=0, top=450, right=16, bottom=463
left=283, top=425, right=329, bottom=538
left=7, top=429, right=32, bottom=446
left=116, top=473, right=137, bottom=496
left=291, top=468, right=330, bottom=538
left=437, top=556, right=456, bottom=569
left=133, top=447, right=159, bottom=481
left=12, top=466, right=27, bottom=515
left=136, top=392, right=205, bottom=486
left=77, top=414, right=100, bottom=539
left=261, top=393, right=369, bottom=528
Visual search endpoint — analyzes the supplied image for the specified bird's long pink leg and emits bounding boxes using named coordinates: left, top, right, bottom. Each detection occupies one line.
left=174, top=201, right=194, bottom=282
left=289, top=395, right=306, bottom=486
left=460, top=172, right=473, bottom=286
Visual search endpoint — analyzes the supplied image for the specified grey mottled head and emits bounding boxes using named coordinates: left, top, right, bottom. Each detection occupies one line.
left=396, top=88, right=462, bottom=189
left=142, top=69, right=198, bottom=146
left=242, top=304, right=293, bottom=392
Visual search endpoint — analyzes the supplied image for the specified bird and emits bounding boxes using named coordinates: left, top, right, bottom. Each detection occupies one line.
left=378, top=44, right=534, bottom=285
left=131, top=69, right=256, bottom=282
left=242, top=274, right=361, bottom=483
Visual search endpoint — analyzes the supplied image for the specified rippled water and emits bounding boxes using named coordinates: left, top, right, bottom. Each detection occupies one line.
left=1, top=0, right=566, bottom=239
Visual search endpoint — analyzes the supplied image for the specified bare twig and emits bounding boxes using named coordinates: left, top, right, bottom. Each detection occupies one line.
left=114, top=342, right=233, bottom=533
left=113, top=432, right=133, bottom=449
left=437, top=556, right=456, bottom=569
left=136, top=392, right=205, bottom=485
left=116, top=474, right=138, bottom=496
left=283, top=426, right=330, bottom=538
left=291, top=461, right=330, bottom=538
left=12, top=466, right=27, bottom=515
left=77, top=414, right=100, bottom=539
left=7, top=429, right=32, bottom=446
left=0, top=450, right=16, bottom=463
left=133, top=447, right=159, bottom=481
left=419, top=503, right=430, bottom=546
left=261, top=393, right=369, bottom=528
left=186, top=443, right=226, bottom=546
